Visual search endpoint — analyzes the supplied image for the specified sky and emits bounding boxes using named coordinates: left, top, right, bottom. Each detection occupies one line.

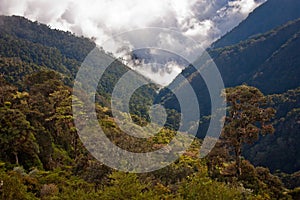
left=0, top=0, right=266, bottom=85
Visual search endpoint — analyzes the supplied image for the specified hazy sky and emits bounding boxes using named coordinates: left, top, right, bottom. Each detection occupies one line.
left=0, top=0, right=266, bottom=85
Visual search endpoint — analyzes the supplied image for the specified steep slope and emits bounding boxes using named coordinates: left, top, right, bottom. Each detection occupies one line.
left=244, top=88, right=300, bottom=173
left=249, top=30, right=300, bottom=93
left=213, top=18, right=300, bottom=94
left=159, top=17, right=300, bottom=173
left=0, top=16, right=162, bottom=168
left=212, top=0, right=300, bottom=48
left=0, top=15, right=95, bottom=62
left=0, top=15, right=157, bottom=108
left=159, top=18, right=300, bottom=117
left=0, top=15, right=95, bottom=81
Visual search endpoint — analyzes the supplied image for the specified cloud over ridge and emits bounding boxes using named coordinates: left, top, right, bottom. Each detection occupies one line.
left=0, top=0, right=264, bottom=46
left=0, top=0, right=265, bottom=85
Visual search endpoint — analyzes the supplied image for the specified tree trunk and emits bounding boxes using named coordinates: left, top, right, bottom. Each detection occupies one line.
left=235, top=145, right=242, bottom=177
left=14, top=152, right=19, bottom=165
left=73, top=134, right=78, bottom=159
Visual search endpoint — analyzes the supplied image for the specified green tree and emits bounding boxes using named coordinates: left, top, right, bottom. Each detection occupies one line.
left=177, top=169, right=248, bottom=199
left=100, top=172, right=157, bottom=200
left=224, top=85, right=275, bottom=177
left=0, top=107, right=39, bottom=166
left=0, top=170, right=37, bottom=200
left=47, top=87, right=79, bottom=157
left=0, top=76, right=18, bottom=106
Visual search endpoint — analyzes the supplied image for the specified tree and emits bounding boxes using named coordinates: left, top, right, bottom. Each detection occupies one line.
left=47, top=86, right=79, bottom=157
left=178, top=172, right=248, bottom=200
left=0, top=76, right=17, bottom=107
left=100, top=172, right=157, bottom=200
left=0, top=170, right=38, bottom=200
left=223, top=85, right=275, bottom=177
left=0, top=107, right=39, bottom=167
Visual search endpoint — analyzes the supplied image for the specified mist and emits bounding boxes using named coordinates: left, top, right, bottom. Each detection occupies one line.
left=0, top=0, right=266, bottom=85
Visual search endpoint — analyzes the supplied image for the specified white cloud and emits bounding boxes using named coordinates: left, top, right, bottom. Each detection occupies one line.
left=0, top=0, right=264, bottom=45
left=0, top=0, right=266, bottom=85
left=229, top=0, right=259, bottom=14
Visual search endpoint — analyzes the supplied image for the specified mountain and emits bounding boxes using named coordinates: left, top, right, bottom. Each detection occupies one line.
left=212, top=0, right=300, bottom=48
left=0, top=15, right=157, bottom=109
left=159, top=4, right=300, bottom=173
left=0, top=15, right=298, bottom=200
left=0, top=15, right=95, bottom=62
left=0, top=15, right=95, bottom=84
left=158, top=17, right=300, bottom=119
left=213, top=18, right=300, bottom=94
left=0, top=15, right=160, bottom=169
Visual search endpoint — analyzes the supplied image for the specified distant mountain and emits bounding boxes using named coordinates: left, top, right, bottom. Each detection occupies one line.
left=158, top=4, right=300, bottom=173
left=0, top=15, right=157, bottom=109
left=0, top=15, right=95, bottom=82
left=212, top=0, right=300, bottom=48
left=214, top=18, right=300, bottom=94
left=158, top=17, right=300, bottom=118
left=0, top=15, right=95, bottom=62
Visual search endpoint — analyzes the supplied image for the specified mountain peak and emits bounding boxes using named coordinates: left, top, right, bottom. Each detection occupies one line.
left=212, top=0, right=300, bottom=48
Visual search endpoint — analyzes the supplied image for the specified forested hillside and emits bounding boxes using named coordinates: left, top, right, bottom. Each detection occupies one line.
left=0, top=15, right=95, bottom=62
left=245, top=87, right=300, bottom=173
left=0, top=13, right=299, bottom=200
left=158, top=12, right=300, bottom=178
left=212, top=0, right=300, bottom=48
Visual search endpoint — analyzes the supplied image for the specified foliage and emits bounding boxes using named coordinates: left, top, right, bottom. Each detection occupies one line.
left=0, top=15, right=95, bottom=62
left=244, top=87, right=300, bottom=173
left=177, top=172, right=248, bottom=200
left=0, top=15, right=297, bottom=200
left=223, top=85, right=275, bottom=176
left=0, top=106, right=40, bottom=167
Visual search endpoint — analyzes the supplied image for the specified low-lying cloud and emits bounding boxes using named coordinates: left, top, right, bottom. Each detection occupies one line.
left=0, top=0, right=266, bottom=85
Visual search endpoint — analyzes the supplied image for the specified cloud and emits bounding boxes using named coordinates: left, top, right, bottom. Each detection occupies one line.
left=0, top=0, right=264, bottom=45
left=0, top=0, right=266, bottom=85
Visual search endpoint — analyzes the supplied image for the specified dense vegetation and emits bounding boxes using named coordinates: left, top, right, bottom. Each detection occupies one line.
left=244, top=87, right=300, bottom=174
left=159, top=16, right=300, bottom=176
left=1, top=72, right=295, bottom=199
left=0, top=9, right=299, bottom=200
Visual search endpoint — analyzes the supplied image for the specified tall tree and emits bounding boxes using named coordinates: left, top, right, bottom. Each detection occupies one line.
left=0, top=106, right=39, bottom=166
left=47, top=86, right=79, bottom=158
left=223, top=85, right=275, bottom=176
